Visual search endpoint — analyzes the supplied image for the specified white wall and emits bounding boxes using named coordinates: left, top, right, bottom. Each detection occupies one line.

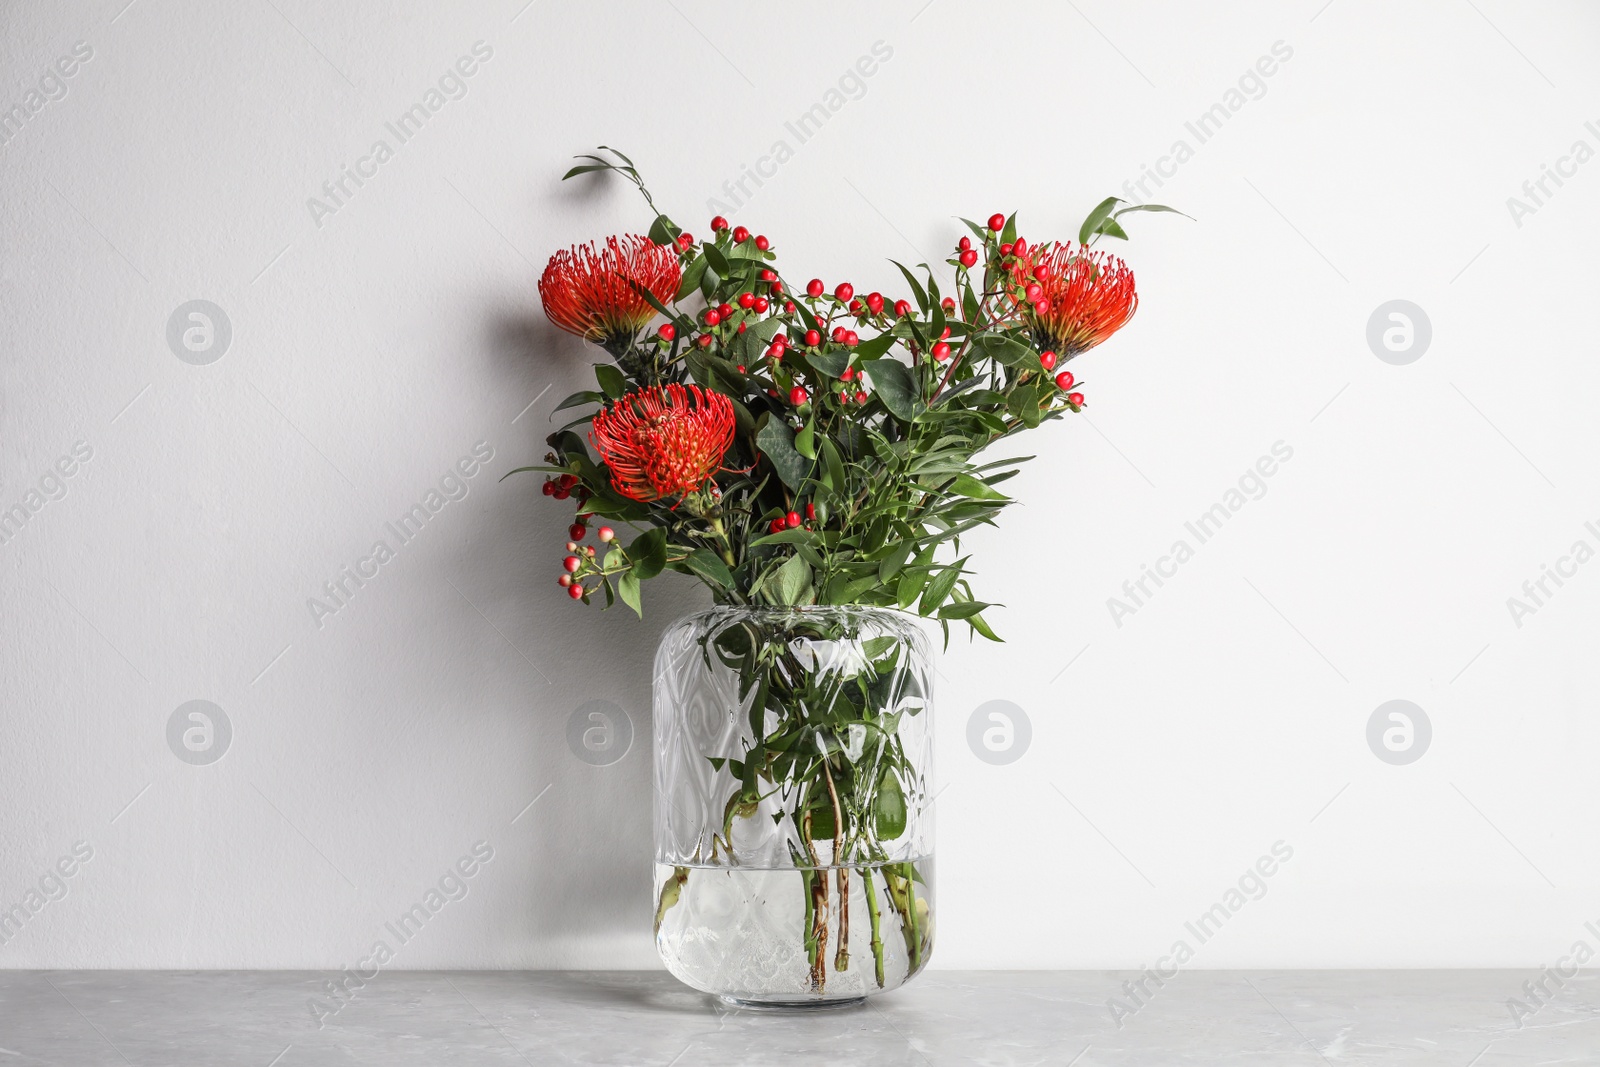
left=2, top=0, right=1597, bottom=971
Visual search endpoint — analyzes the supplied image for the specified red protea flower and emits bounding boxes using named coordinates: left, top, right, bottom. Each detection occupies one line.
left=590, top=384, right=735, bottom=502
left=1011, top=243, right=1137, bottom=358
left=539, top=235, right=682, bottom=355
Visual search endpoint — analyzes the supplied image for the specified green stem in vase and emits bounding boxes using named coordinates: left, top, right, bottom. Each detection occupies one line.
left=821, top=759, right=850, bottom=973
left=862, top=866, right=885, bottom=988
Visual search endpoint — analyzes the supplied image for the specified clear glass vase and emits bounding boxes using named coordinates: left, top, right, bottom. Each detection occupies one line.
left=652, top=605, right=935, bottom=1007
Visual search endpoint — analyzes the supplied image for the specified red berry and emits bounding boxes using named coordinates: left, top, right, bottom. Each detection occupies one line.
left=568, top=583, right=584, bottom=599
left=1013, top=237, right=1029, bottom=256
left=941, top=297, right=956, bottom=313
left=988, top=213, right=1006, bottom=232
left=717, top=303, right=732, bottom=318
left=841, top=367, right=855, bottom=382
left=1039, top=350, right=1057, bottom=371
left=760, top=269, right=776, bottom=281
left=1000, top=243, right=1014, bottom=256
left=1034, top=298, right=1051, bottom=314
left=658, top=323, right=676, bottom=341
left=940, top=326, right=951, bottom=340
left=558, top=574, right=571, bottom=587
left=558, top=474, right=578, bottom=489
left=737, top=322, right=746, bottom=334
left=958, top=236, right=972, bottom=252
left=553, top=487, right=569, bottom=499
left=732, top=225, right=750, bottom=243
left=855, top=389, right=867, bottom=403
left=834, top=282, right=854, bottom=302
left=676, top=233, right=693, bottom=250
left=736, top=364, right=746, bottom=373
left=541, top=481, right=554, bottom=496
left=806, top=278, right=825, bottom=298
left=770, top=518, right=786, bottom=534
left=697, top=334, right=713, bottom=349
left=754, top=297, right=769, bottom=313
left=959, top=250, right=978, bottom=268
left=705, top=309, right=721, bottom=326
left=1033, top=263, right=1052, bottom=281
left=569, top=523, right=586, bottom=541
left=866, top=292, right=884, bottom=314
left=893, top=300, right=910, bottom=317
left=932, top=341, right=952, bottom=361
left=771, top=281, right=784, bottom=296
left=738, top=293, right=755, bottom=309
left=805, top=329, right=821, bottom=346
left=767, top=344, right=784, bottom=360
left=563, top=555, right=581, bottom=573
left=598, top=526, right=615, bottom=542
left=840, top=389, right=851, bottom=404
left=1025, top=283, right=1043, bottom=303
left=710, top=215, right=730, bottom=231
left=1068, top=392, right=1085, bottom=406
left=783, top=300, right=795, bottom=312
left=755, top=235, right=770, bottom=251
left=805, top=502, right=816, bottom=520
left=1055, top=371, right=1075, bottom=390
left=844, top=331, right=859, bottom=346
left=790, top=386, right=809, bottom=406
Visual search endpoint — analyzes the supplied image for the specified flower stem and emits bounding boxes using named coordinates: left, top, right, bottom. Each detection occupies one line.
left=821, top=761, right=849, bottom=972
left=862, top=866, right=885, bottom=988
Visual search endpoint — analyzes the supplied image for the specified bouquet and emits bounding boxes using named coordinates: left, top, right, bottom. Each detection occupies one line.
left=519, top=147, right=1173, bottom=999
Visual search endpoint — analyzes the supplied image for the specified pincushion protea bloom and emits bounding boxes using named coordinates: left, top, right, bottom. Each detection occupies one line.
left=1011, top=243, right=1137, bottom=358
left=590, top=384, right=736, bottom=502
left=539, top=235, right=682, bottom=355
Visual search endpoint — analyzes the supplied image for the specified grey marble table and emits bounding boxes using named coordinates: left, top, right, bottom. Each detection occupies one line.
left=1, top=970, right=1594, bottom=1065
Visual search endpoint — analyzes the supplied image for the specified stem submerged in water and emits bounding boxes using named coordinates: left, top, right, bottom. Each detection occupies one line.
left=863, top=866, right=885, bottom=988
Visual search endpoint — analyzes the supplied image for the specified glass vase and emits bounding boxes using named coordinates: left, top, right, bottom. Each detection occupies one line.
left=651, top=605, right=935, bottom=1007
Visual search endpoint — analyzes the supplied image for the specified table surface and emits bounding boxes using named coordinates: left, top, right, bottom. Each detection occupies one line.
left=0, top=970, right=1592, bottom=1065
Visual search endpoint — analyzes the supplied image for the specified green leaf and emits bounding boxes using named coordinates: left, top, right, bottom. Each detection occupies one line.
left=1078, top=196, right=1123, bottom=246
left=646, top=214, right=681, bottom=245
left=773, top=554, right=812, bottom=605
left=755, top=417, right=811, bottom=491
left=1096, top=217, right=1130, bottom=242
left=807, top=348, right=850, bottom=378
left=616, top=570, right=642, bottom=617
left=889, top=260, right=930, bottom=311
left=676, top=256, right=707, bottom=301
left=949, top=473, right=1009, bottom=501
left=552, top=390, right=605, bottom=414
left=852, top=331, right=896, bottom=362
left=820, top=436, right=846, bottom=498
left=683, top=548, right=734, bottom=590
left=973, top=333, right=1038, bottom=369
left=701, top=242, right=731, bottom=276
left=874, top=772, right=907, bottom=839
left=794, top=423, right=817, bottom=460
left=862, top=359, right=919, bottom=421
left=938, top=600, right=995, bottom=620
left=1113, top=202, right=1194, bottom=225
left=965, top=610, right=1003, bottom=642
left=628, top=528, right=667, bottom=581
left=918, top=557, right=967, bottom=616
left=878, top=539, right=913, bottom=582
left=594, top=364, right=628, bottom=399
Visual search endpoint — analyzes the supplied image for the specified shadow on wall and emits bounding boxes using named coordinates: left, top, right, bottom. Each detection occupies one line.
left=458, top=305, right=712, bottom=964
